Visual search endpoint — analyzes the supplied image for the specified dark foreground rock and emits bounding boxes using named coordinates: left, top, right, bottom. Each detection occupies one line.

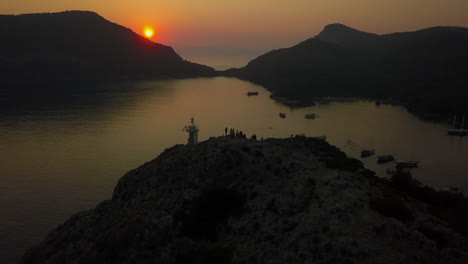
left=22, top=136, right=468, bottom=264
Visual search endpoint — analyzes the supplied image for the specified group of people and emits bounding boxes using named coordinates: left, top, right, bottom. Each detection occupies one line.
left=224, top=127, right=258, bottom=140
left=225, top=127, right=245, bottom=138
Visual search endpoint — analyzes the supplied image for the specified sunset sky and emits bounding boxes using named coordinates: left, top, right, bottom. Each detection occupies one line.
left=2, top=0, right=468, bottom=69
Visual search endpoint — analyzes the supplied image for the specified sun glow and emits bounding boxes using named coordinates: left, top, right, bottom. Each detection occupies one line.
left=143, top=26, right=155, bottom=38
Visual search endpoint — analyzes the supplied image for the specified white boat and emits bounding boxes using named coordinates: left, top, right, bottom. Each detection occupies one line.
left=305, top=114, right=316, bottom=119
left=447, top=114, right=468, bottom=136
left=377, top=155, right=395, bottom=163
left=361, top=149, right=375, bottom=158
left=441, top=187, right=464, bottom=195
left=396, top=160, right=419, bottom=168
left=312, top=135, right=327, bottom=140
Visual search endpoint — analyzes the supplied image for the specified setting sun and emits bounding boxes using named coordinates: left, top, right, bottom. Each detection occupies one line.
left=143, top=26, right=155, bottom=38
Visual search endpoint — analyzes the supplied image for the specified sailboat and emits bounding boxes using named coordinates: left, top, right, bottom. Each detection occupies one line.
left=447, top=114, right=468, bottom=136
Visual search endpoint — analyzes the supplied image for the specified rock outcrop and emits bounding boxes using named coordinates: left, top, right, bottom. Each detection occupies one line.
left=22, top=136, right=468, bottom=264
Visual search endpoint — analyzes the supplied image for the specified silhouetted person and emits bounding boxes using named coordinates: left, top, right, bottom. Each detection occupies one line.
left=225, top=127, right=228, bottom=136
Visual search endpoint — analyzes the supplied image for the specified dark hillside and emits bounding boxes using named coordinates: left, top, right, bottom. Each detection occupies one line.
left=0, top=11, right=214, bottom=86
left=226, top=24, right=468, bottom=116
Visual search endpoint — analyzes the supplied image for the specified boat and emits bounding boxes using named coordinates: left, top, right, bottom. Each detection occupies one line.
left=441, top=187, right=465, bottom=195
left=447, top=114, right=468, bottom=136
left=279, top=113, right=286, bottom=118
left=312, top=135, right=327, bottom=140
left=247, top=92, right=259, bottom=96
left=361, top=149, right=375, bottom=158
left=447, top=130, right=468, bottom=136
left=377, top=155, right=395, bottom=163
left=396, top=160, right=419, bottom=168
left=305, top=114, right=316, bottom=119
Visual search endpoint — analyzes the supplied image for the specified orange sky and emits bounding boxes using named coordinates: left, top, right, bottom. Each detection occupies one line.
left=2, top=0, right=468, bottom=69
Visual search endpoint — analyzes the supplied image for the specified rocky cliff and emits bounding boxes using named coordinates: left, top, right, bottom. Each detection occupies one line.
left=22, top=136, right=468, bottom=264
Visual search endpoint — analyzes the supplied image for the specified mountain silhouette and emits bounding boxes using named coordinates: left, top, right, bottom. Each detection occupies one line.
left=226, top=24, right=468, bottom=116
left=0, top=11, right=214, bottom=86
left=315, top=23, right=382, bottom=52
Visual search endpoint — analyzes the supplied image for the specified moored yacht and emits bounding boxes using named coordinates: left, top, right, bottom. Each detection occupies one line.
left=396, top=160, right=419, bottom=168
left=377, top=155, right=395, bottom=163
left=361, top=149, right=375, bottom=158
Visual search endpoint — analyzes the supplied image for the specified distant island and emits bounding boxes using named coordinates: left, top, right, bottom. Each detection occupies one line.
left=0, top=11, right=215, bottom=87
left=22, top=136, right=468, bottom=263
left=224, top=24, right=468, bottom=118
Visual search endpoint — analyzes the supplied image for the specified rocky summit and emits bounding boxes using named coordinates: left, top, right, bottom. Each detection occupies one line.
left=22, top=136, right=468, bottom=264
